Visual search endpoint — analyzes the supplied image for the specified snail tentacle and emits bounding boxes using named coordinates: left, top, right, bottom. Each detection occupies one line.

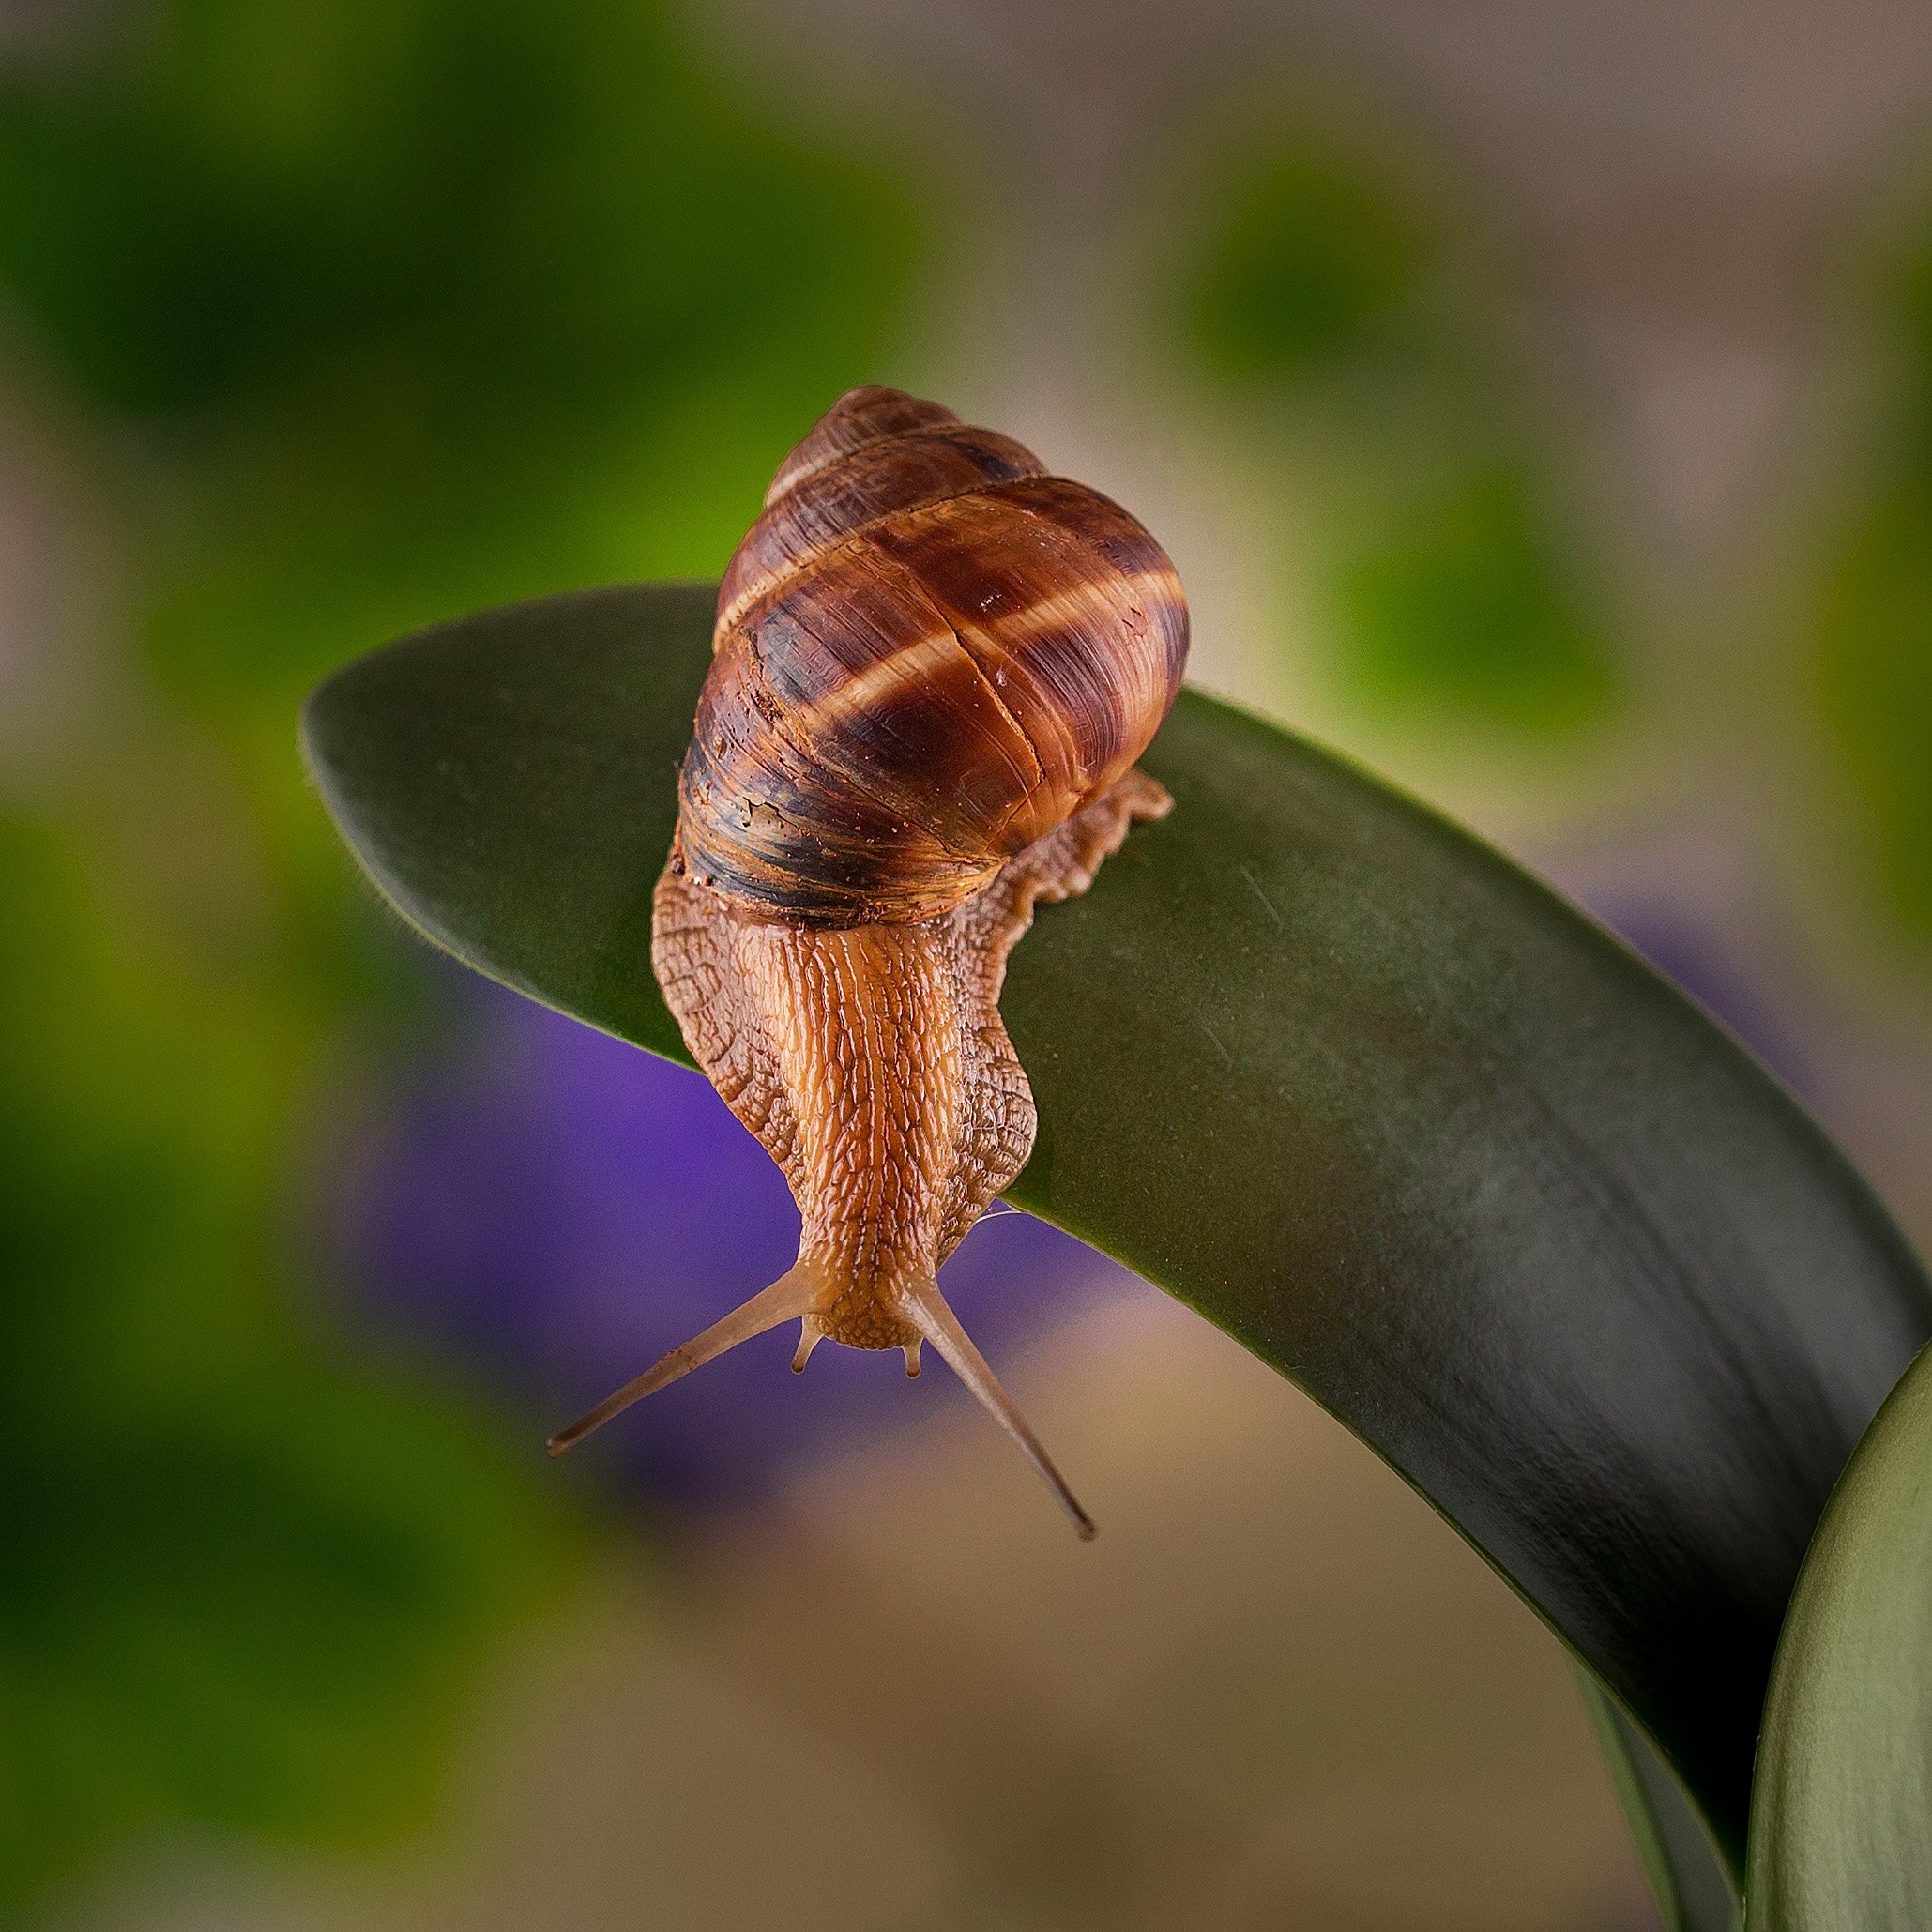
left=545, top=1265, right=820, bottom=1456
left=902, top=1275, right=1096, bottom=1541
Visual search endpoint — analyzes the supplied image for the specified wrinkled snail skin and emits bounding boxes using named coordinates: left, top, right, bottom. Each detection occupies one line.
left=547, top=388, right=1188, bottom=1535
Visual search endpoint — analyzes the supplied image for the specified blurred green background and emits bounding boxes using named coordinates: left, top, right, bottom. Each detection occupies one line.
left=0, top=0, right=1929, bottom=1926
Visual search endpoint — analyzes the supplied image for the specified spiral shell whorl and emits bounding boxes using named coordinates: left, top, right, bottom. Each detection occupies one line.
left=678, top=387, right=1188, bottom=925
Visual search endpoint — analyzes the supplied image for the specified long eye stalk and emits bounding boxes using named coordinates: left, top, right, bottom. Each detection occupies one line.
left=904, top=1277, right=1097, bottom=1541
left=544, top=1267, right=816, bottom=1456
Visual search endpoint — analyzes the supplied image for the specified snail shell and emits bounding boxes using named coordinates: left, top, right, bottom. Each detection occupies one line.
left=548, top=388, right=1188, bottom=1534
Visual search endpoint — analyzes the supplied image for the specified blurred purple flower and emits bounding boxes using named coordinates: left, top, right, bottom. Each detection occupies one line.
left=332, top=974, right=1148, bottom=1508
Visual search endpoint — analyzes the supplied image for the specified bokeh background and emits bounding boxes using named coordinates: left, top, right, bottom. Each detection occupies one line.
left=3, top=0, right=1931, bottom=1925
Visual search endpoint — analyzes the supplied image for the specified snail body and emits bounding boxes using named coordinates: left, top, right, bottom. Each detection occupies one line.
left=548, top=388, right=1188, bottom=1533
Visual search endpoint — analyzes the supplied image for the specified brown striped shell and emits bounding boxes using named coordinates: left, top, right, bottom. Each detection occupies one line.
left=678, top=386, right=1188, bottom=923
left=547, top=389, right=1190, bottom=1538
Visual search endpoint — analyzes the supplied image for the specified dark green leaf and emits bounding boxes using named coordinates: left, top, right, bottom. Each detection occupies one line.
left=301, top=583, right=1932, bottom=1879
left=1581, top=1674, right=1739, bottom=1932
left=1748, top=1337, right=1932, bottom=1929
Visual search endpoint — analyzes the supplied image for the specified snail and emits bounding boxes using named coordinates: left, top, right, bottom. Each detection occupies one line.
left=546, top=388, right=1189, bottom=1535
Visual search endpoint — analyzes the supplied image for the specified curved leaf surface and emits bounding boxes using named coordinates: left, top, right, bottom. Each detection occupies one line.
left=300, top=582, right=1932, bottom=1873
left=1583, top=1676, right=1739, bottom=1932
left=1748, top=1337, right=1932, bottom=1929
